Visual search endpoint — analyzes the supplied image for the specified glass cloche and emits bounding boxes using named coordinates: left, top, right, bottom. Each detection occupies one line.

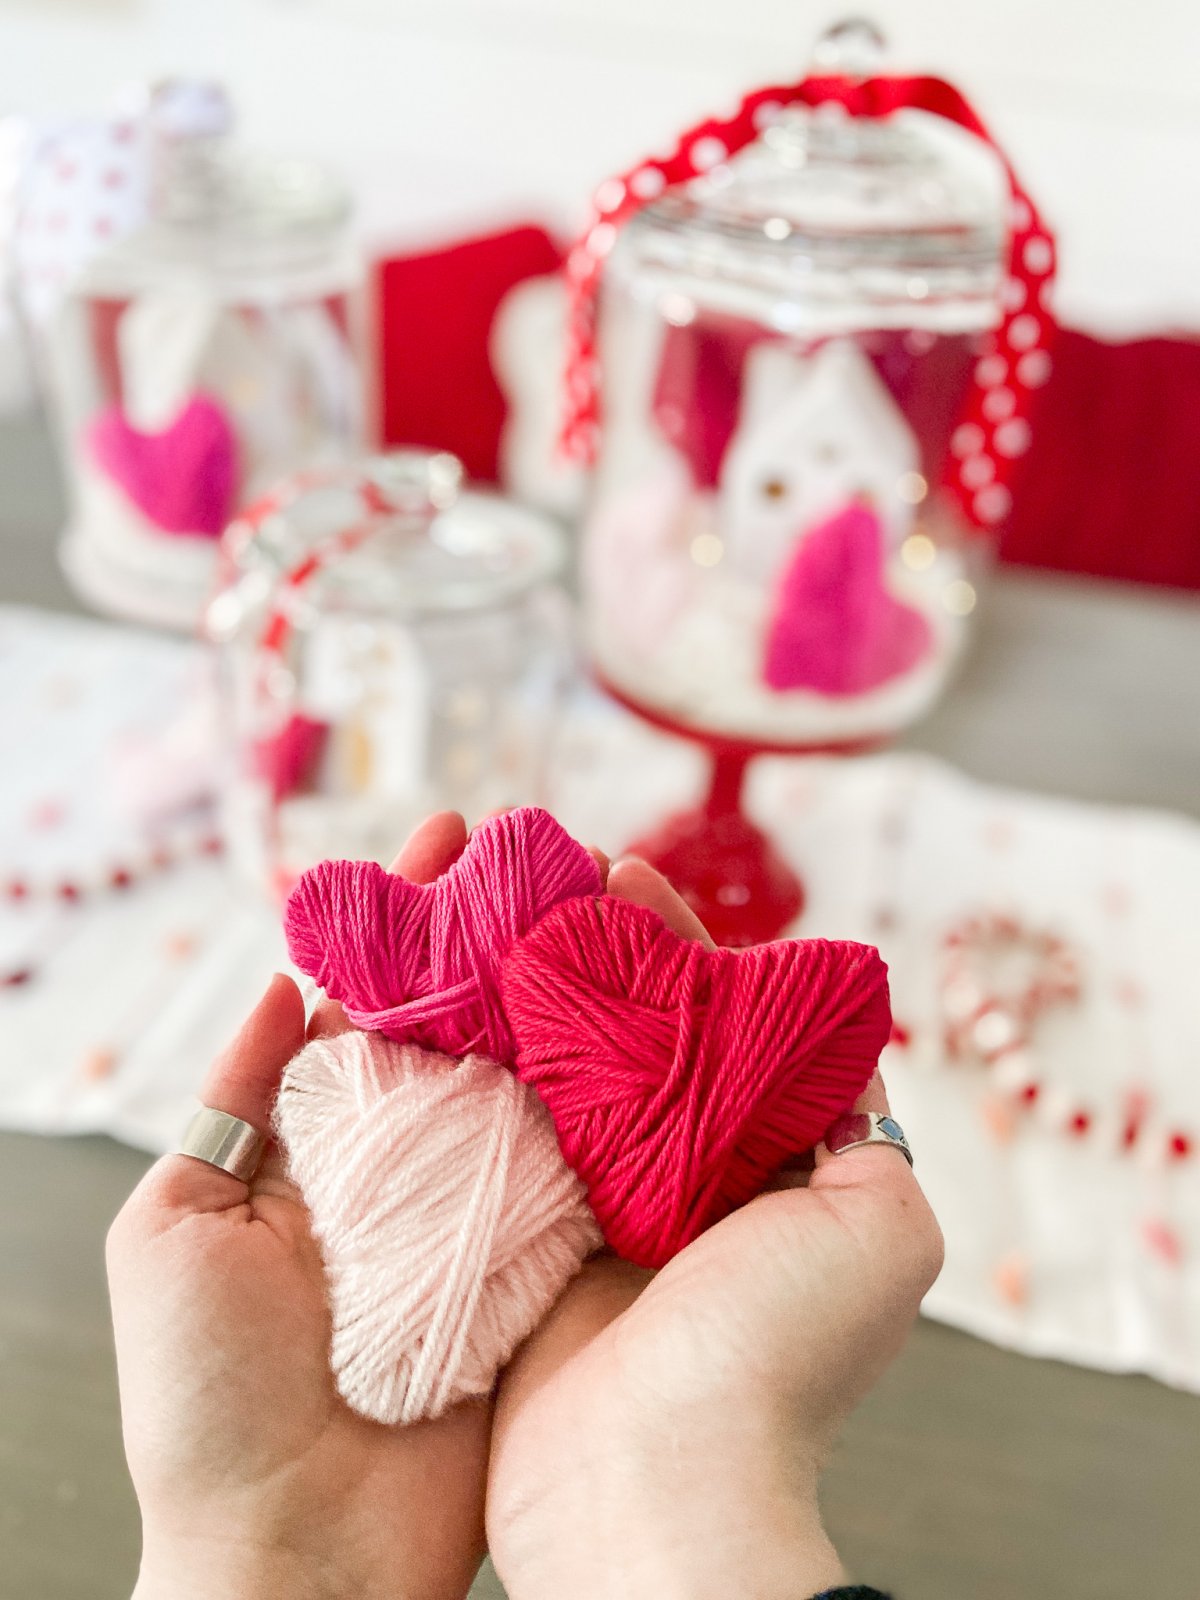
left=583, top=82, right=1007, bottom=748
left=568, top=22, right=1052, bottom=942
left=17, top=81, right=364, bottom=631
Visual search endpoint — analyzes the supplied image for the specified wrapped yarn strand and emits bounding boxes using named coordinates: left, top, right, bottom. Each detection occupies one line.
left=504, top=894, right=892, bottom=1268
left=284, top=807, right=602, bottom=1060
left=275, top=1029, right=601, bottom=1424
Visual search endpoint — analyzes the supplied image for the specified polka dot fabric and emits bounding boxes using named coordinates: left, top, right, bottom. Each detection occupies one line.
left=560, top=72, right=1056, bottom=536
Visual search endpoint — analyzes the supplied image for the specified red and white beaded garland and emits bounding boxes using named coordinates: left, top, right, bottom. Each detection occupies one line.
left=940, top=910, right=1081, bottom=1064
left=936, top=910, right=1193, bottom=1170
left=561, top=71, right=1056, bottom=534
left=1, top=828, right=223, bottom=989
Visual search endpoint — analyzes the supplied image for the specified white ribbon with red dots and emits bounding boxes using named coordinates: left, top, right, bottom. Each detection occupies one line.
left=561, top=72, right=1057, bottom=533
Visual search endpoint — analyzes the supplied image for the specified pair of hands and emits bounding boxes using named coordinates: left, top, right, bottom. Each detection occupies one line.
left=107, top=811, right=943, bottom=1600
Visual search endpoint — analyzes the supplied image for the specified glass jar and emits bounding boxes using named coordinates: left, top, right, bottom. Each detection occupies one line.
left=211, top=450, right=570, bottom=895
left=582, top=84, right=1007, bottom=750
left=30, top=83, right=363, bottom=631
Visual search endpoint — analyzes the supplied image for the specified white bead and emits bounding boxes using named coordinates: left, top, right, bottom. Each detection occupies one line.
left=951, top=422, right=985, bottom=457
left=974, top=483, right=1013, bottom=524
left=1017, top=350, right=1053, bottom=388
left=689, top=136, right=728, bottom=172
left=629, top=167, right=666, bottom=200
left=594, top=178, right=626, bottom=214
left=1023, top=235, right=1053, bottom=275
left=982, top=386, right=1016, bottom=421
left=1001, top=277, right=1026, bottom=313
left=586, top=222, right=617, bottom=258
left=975, top=354, right=1008, bottom=387
left=994, top=418, right=1032, bottom=457
left=1007, top=314, right=1041, bottom=351
left=960, top=453, right=996, bottom=489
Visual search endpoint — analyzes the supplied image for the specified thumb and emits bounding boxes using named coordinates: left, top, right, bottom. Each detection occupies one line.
left=123, top=974, right=307, bottom=1229
left=806, top=1071, right=945, bottom=1303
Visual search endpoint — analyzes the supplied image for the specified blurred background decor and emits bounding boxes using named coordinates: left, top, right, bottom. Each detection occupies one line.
left=566, top=21, right=1050, bottom=941
left=7, top=78, right=363, bottom=629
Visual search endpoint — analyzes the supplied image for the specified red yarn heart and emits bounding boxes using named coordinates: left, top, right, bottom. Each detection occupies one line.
left=284, top=807, right=603, bottom=1060
left=763, top=502, right=932, bottom=695
left=87, top=393, right=239, bottom=538
left=503, top=895, right=891, bottom=1268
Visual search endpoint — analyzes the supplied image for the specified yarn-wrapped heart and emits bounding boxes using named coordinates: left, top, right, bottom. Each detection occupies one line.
left=86, top=393, right=238, bottom=538
left=763, top=502, right=933, bottom=696
left=284, top=807, right=602, bottom=1059
left=275, top=1029, right=600, bottom=1424
left=503, top=894, right=891, bottom=1268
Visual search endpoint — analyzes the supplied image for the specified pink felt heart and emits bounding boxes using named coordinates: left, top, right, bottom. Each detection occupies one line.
left=763, top=502, right=932, bottom=695
left=284, top=806, right=603, bottom=1060
left=87, top=393, right=238, bottom=538
left=503, top=894, right=892, bottom=1268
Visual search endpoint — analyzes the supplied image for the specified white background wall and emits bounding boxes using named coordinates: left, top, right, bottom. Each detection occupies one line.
left=2, top=0, right=1199, bottom=335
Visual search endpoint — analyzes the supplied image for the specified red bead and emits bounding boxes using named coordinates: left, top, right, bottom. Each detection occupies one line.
left=57, top=881, right=81, bottom=903
left=1167, top=1133, right=1193, bottom=1162
left=110, top=867, right=133, bottom=890
left=888, top=1021, right=912, bottom=1048
left=200, top=834, right=224, bottom=857
left=1019, top=1083, right=1041, bottom=1106
left=2, top=967, right=34, bottom=987
left=1067, top=1110, right=1092, bottom=1137
left=6, top=879, right=28, bottom=902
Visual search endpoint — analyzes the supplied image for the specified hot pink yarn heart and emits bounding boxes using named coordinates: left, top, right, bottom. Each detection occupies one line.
left=763, top=502, right=932, bottom=695
left=87, top=393, right=238, bottom=537
left=503, top=894, right=891, bottom=1269
left=284, top=807, right=603, bottom=1060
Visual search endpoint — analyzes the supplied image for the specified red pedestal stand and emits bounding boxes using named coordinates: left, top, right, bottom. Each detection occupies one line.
left=602, top=677, right=883, bottom=947
left=627, top=747, right=802, bottom=947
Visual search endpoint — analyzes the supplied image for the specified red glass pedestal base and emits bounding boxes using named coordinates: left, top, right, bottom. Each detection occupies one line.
left=626, top=747, right=803, bottom=947
left=599, top=675, right=888, bottom=947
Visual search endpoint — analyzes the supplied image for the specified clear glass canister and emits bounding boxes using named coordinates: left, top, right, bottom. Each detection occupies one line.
left=210, top=450, right=570, bottom=896
left=582, top=95, right=1006, bottom=749
left=29, top=84, right=363, bottom=631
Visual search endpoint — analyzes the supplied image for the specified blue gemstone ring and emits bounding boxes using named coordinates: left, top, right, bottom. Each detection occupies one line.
left=823, top=1111, right=914, bottom=1168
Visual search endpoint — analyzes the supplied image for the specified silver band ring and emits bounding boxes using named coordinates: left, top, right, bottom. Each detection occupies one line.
left=178, top=1107, right=266, bottom=1183
left=823, top=1112, right=914, bottom=1168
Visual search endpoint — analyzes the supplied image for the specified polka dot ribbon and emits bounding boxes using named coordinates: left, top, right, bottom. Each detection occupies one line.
left=561, top=73, right=1056, bottom=533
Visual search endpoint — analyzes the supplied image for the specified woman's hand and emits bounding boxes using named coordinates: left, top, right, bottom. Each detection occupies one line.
left=486, top=857, right=945, bottom=1600
left=106, top=814, right=488, bottom=1600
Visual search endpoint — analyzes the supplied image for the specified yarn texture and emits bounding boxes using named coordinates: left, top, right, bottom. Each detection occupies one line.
left=275, top=1029, right=600, bottom=1424
left=284, top=807, right=602, bottom=1059
left=503, top=894, right=892, bottom=1269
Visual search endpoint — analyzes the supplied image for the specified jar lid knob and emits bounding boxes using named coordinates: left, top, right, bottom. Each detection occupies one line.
left=366, top=450, right=464, bottom=515
left=811, top=17, right=888, bottom=79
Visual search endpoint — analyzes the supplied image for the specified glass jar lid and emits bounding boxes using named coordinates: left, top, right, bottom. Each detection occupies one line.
left=639, top=107, right=1003, bottom=266
left=616, top=22, right=1006, bottom=331
left=213, top=450, right=565, bottom=639
left=78, top=79, right=352, bottom=290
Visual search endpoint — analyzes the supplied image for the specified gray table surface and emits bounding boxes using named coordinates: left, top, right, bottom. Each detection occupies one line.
left=2, top=414, right=1199, bottom=1600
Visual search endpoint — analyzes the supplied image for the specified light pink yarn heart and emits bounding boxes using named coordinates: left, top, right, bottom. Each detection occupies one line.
left=274, top=1029, right=600, bottom=1424
left=87, top=393, right=238, bottom=537
left=284, top=807, right=603, bottom=1060
left=763, top=502, right=932, bottom=696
